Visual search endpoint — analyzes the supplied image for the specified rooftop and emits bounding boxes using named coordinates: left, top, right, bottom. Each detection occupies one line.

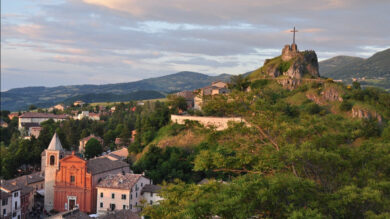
left=47, top=133, right=64, bottom=151
left=0, top=180, right=21, bottom=192
left=19, top=112, right=68, bottom=119
left=87, top=157, right=129, bottom=175
left=141, top=184, right=161, bottom=194
left=96, top=173, right=143, bottom=190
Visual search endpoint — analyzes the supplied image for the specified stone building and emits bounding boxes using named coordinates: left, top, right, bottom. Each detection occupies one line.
left=95, top=174, right=150, bottom=215
left=0, top=180, right=21, bottom=219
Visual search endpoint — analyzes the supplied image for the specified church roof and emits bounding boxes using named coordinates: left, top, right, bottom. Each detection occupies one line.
left=87, top=157, right=129, bottom=175
left=47, top=133, right=64, bottom=151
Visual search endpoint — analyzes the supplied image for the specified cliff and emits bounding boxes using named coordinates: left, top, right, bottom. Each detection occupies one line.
left=248, top=44, right=320, bottom=87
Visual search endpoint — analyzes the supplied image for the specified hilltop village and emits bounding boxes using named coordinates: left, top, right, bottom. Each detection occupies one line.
left=1, top=41, right=390, bottom=218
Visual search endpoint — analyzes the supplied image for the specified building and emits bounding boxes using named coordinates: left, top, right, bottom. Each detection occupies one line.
left=194, top=81, right=230, bottom=110
left=0, top=119, right=8, bottom=128
left=0, top=180, right=21, bottom=219
left=140, top=185, right=163, bottom=206
left=44, top=133, right=65, bottom=212
left=52, top=154, right=131, bottom=214
left=29, top=126, right=43, bottom=138
left=73, top=101, right=85, bottom=107
left=102, top=148, right=129, bottom=161
left=8, top=113, right=19, bottom=120
left=79, top=135, right=104, bottom=153
left=96, top=173, right=150, bottom=215
left=18, top=112, right=68, bottom=130
left=174, top=91, right=195, bottom=108
left=54, top=104, right=66, bottom=111
left=4, top=172, right=45, bottom=218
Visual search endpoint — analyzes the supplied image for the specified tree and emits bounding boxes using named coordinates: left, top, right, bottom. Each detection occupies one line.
left=84, top=138, right=103, bottom=159
left=167, top=95, right=188, bottom=113
left=228, top=74, right=250, bottom=91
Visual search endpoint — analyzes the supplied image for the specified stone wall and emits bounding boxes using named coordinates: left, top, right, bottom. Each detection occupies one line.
left=171, top=115, right=246, bottom=131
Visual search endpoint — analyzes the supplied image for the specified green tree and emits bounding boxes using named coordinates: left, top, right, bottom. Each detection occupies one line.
left=84, top=138, right=103, bottom=159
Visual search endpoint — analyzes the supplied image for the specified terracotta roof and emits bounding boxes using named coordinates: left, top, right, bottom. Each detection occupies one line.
left=80, top=135, right=103, bottom=143
left=141, top=184, right=161, bottom=194
left=87, top=157, right=129, bottom=175
left=19, top=112, right=68, bottom=119
left=96, top=173, right=142, bottom=190
left=48, top=209, right=90, bottom=219
left=47, top=133, right=64, bottom=151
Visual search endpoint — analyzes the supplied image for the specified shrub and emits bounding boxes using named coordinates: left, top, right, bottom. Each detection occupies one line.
left=339, top=101, right=353, bottom=111
left=305, top=103, right=322, bottom=115
left=279, top=61, right=291, bottom=73
left=250, top=79, right=269, bottom=89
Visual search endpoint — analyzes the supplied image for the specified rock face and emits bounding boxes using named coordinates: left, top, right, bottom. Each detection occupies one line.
left=352, top=107, right=382, bottom=123
left=264, top=44, right=320, bottom=79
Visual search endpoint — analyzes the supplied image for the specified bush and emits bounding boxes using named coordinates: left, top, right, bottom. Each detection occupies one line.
left=339, top=101, right=353, bottom=111
left=250, top=79, right=269, bottom=89
left=305, top=103, right=322, bottom=115
left=279, top=61, right=291, bottom=72
left=84, top=138, right=103, bottom=159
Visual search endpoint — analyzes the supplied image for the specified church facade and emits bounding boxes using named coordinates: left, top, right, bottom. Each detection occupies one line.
left=42, top=133, right=131, bottom=214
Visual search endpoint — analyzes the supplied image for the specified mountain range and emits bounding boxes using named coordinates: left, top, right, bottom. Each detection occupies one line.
left=2, top=48, right=389, bottom=112
left=1, top=72, right=232, bottom=111
left=319, top=48, right=390, bottom=90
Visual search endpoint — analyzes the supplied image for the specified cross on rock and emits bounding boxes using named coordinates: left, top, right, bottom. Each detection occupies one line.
left=290, top=26, right=298, bottom=44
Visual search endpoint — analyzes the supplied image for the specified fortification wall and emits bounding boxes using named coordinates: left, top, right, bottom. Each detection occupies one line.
left=171, top=115, right=246, bottom=131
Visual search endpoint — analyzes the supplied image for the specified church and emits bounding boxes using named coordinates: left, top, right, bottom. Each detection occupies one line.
left=42, top=133, right=131, bottom=214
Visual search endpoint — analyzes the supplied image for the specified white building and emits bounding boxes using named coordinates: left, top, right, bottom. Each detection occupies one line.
left=18, top=112, right=68, bottom=130
left=0, top=180, right=22, bottom=219
left=96, top=173, right=150, bottom=215
left=140, top=185, right=163, bottom=206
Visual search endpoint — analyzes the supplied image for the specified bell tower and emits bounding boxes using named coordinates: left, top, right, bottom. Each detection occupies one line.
left=44, top=133, right=64, bottom=212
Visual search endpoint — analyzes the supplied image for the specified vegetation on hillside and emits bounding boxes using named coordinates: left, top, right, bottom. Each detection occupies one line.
left=140, top=79, right=390, bottom=218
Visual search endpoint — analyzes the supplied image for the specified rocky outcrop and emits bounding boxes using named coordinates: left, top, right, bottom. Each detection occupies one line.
left=259, top=44, right=320, bottom=83
left=305, top=85, right=344, bottom=105
left=321, top=86, right=343, bottom=102
left=351, top=107, right=382, bottom=123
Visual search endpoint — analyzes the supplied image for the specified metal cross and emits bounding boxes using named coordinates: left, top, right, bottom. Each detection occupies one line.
left=290, top=26, right=298, bottom=44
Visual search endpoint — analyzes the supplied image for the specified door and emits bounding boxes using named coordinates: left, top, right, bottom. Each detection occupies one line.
left=69, top=199, right=75, bottom=210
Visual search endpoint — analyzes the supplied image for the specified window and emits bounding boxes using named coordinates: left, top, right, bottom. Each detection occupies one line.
left=2, top=199, right=8, bottom=206
left=121, top=194, right=126, bottom=200
left=130, top=204, right=132, bottom=209
left=136, top=192, right=137, bottom=198
left=3, top=209, right=5, bottom=215
left=150, top=200, right=153, bottom=205
left=109, top=204, right=115, bottom=211
left=111, top=193, right=115, bottom=199
left=100, top=192, right=103, bottom=198
left=70, top=176, right=75, bottom=183
left=50, top=155, right=55, bottom=165
left=15, top=202, right=17, bottom=209
left=141, top=183, right=143, bottom=187
left=100, top=202, right=103, bottom=208
left=150, top=192, right=153, bottom=197
left=18, top=215, right=21, bottom=219
left=123, top=205, right=126, bottom=209
left=130, top=194, right=132, bottom=200
left=135, top=202, right=137, bottom=206
left=14, top=192, right=18, bottom=197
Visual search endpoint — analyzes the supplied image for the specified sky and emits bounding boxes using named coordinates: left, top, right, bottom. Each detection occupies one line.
left=1, top=0, right=390, bottom=91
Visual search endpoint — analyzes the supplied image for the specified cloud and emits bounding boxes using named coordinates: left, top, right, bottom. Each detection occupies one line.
left=1, top=0, right=390, bottom=90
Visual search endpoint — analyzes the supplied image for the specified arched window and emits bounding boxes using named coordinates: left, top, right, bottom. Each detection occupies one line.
left=50, top=155, right=55, bottom=166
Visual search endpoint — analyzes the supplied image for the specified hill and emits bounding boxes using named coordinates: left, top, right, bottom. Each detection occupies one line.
left=319, top=48, right=390, bottom=90
left=1, top=71, right=232, bottom=111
